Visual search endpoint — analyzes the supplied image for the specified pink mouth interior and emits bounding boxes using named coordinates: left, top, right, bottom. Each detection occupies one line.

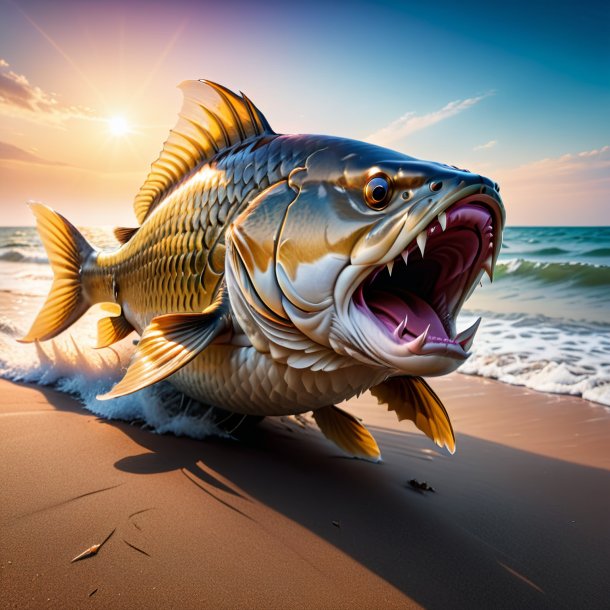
left=353, top=201, right=494, bottom=354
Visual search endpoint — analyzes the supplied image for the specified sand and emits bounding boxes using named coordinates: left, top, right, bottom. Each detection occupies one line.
left=1, top=374, right=609, bottom=609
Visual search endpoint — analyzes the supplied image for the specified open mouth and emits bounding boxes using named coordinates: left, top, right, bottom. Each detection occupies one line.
left=352, top=197, right=497, bottom=359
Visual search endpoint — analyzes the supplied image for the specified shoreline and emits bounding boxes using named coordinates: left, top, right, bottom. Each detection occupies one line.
left=1, top=375, right=609, bottom=608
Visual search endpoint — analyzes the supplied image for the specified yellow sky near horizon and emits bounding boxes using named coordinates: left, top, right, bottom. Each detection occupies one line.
left=2, top=127, right=607, bottom=227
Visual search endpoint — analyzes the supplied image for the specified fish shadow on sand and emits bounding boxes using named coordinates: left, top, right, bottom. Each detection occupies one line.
left=24, top=382, right=610, bottom=609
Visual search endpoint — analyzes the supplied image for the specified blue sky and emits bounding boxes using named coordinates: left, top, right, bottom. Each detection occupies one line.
left=0, top=0, right=608, bottom=224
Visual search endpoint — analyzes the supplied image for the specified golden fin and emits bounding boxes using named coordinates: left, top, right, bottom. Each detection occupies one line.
left=113, top=226, right=138, bottom=244
left=98, top=291, right=231, bottom=400
left=19, top=203, right=94, bottom=343
left=96, top=303, right=135, bottom=348
left=370, top=377, right=455, bottom=453
left=312, top=406, right=381, bottom=461
left=133, top=80, right=275, bottom=224
left=99, top=302, right=122, bottom=315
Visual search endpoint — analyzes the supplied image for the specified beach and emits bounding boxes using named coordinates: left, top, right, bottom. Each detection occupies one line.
left=1, top=374, right=609, bottom=609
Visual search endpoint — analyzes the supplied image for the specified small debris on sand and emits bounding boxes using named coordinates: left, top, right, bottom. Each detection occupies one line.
left=71, top=528, right=116, bottom=563
left=122, top=539, right=151, bottom=557
left=128, top=507, right=154, bottom=520
left=408, top=479, right=436, bottom=493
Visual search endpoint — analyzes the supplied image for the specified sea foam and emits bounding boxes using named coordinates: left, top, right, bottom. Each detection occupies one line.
left=0, top=316, right=223, bottom=440
left=457, top=312, right=610, bottom=408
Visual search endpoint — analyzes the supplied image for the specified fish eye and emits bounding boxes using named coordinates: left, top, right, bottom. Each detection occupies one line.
left=364, top=175, right=392, bottom=210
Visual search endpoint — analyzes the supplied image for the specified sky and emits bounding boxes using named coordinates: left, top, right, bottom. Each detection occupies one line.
left=0, top=0, right=608, bottom=226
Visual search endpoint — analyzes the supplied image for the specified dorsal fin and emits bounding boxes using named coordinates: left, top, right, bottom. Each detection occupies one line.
left=113, top=226, right=138, bottom=244
left=133, top=80, right=275, bottom=224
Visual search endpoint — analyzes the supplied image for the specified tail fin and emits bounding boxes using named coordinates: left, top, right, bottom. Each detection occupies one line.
left=19, top=203, right=94, bottom=343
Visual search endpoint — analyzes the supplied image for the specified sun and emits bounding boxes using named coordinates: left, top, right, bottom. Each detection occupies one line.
left=107, top=115, right=130, bottom=136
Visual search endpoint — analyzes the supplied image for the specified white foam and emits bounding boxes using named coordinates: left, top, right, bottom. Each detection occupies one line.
left=0, top=317, right=223, bottom=440
left=457, top=312, right=610, bottom=408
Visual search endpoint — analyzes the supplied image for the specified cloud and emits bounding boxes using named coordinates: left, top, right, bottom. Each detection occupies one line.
left=493, top=145, right=610, bottom=224
left=474, top=139, right=497, bottom=151
left=577, top=145, right=608, bottom=158
left=0, top=59, right=96, bottom=126
left=366, top=93, right=492, bottom=146
left=510, top=145, right=610, bottom=177
left=0, top=141, right=67, bottom=166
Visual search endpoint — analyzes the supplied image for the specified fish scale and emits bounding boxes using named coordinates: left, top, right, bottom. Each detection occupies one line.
left=170, top=345, right=384, bottom=416
left=101, top=133, right=323, bottom=330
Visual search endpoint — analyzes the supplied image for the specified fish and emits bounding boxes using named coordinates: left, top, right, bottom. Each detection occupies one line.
left=21, top=80, right=505, bottom=460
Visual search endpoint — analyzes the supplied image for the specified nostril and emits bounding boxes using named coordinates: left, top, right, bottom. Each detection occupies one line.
left=430, top=181, right=443, bottom=192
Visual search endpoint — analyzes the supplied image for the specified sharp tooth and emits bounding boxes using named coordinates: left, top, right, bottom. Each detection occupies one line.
left=387, top=260, right=394, bottom=276
left=462, top=334, right=477, bottom=352
left=455, top=318, right=481, bottom=351
left=438, top=212, right=447, bottom=231
left=416, top=231, right=427, bottom=257
left=482, top=254, right=494, bottom=282
left=401, top=250, right=409, bottom=266
left=407, top=325, right=430, bottom=354
left=394, top=317, right=407, bottom=339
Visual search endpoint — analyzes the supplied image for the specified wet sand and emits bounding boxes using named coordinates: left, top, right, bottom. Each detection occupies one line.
left=1, top=375, right=609, bottom=609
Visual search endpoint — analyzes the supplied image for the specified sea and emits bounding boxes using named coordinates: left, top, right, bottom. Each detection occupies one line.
left=0, top=225, right=608, bottom=437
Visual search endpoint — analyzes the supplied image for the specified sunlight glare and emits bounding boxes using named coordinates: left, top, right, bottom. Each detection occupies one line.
left=107, top=116, right=130, bottom=136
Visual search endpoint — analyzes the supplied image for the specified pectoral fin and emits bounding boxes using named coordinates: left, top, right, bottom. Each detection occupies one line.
left=98, top=291, right=231, bottom=400
left=370, top=376, right=455, bottom=453
left=96, top=303, right=135, bottom=348
left=312, top=405, right=381, bottom=461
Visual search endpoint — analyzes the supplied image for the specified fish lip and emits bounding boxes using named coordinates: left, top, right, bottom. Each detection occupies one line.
left=338, top=189, right=503, bottom=364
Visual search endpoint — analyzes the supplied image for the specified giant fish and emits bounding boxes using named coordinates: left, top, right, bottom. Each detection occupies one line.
left=22, top=80, right=505, bottom=460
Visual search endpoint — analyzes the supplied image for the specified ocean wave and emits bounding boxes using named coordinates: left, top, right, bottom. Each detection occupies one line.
left=457, top=312, right=610, bottom=407
left=0, top=241, right=35, bottom=249
left=0, top=316, right=22, bottom=336
left=582, top=247, right=610, bottom=257
left=522, top=247, right=570, bottom=256
left=495, top=259, right=610, bottom=288
left=0, top=249, right=48, bottom=264
left=11, top=270, right=52, bottom=281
